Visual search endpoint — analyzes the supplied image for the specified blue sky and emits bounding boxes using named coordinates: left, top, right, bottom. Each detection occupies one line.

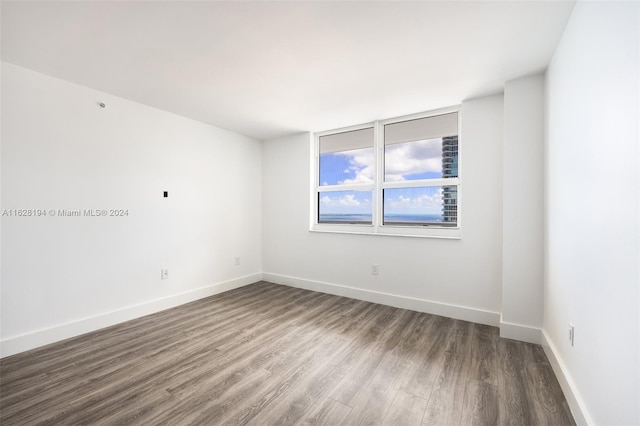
left=319, top=138, right=451, bottom=216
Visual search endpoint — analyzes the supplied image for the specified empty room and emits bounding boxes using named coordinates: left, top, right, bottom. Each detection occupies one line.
left=1, top=1, right=638, bottom=425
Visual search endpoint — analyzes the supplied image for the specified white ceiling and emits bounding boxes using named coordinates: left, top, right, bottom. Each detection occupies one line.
left=1, top=1, right=575, bottom=141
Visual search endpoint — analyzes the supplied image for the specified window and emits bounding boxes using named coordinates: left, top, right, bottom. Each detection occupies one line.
left=317, top=126, right=374, bottom=225
left=312, top=107, right=460, bottom=238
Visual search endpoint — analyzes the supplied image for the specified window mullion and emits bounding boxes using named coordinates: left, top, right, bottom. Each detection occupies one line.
left=382, top=178, right=460, bottom=189
left=374, top=121, right=383, bottom=231
left=312, top=133, right=319, bottom=227
left=316, top=183, right=374, bottom=192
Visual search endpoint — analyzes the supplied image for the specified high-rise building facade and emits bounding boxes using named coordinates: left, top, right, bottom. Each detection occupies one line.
left=442, top=136, right=458, bottom=224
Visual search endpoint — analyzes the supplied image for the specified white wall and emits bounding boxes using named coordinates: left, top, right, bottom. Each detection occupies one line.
left=1, top=62, right=263, bottom=356
left=501, top=74, right=545, bottom=343
left=544, top=2, right=639, bottom=425
left=262, top=95, right=504, bottom=325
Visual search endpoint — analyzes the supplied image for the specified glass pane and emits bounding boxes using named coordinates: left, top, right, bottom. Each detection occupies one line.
left=318, top=190, right=372, bottom=224
left=319, top=128, right=374, bottom=186
left=383, top=186, right=457, bottom=226
left=384, top=113, right=458, bottom=181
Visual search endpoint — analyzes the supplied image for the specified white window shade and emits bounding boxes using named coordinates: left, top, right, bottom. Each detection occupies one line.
left=319, top=127, right=374, bottom=154
left=384, top=112, right=458, bottom=145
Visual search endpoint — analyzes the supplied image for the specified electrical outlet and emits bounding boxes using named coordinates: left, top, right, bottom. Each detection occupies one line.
left=235, top=257, right=240, bottom=266
left=161, top=269, right=169, bottom=280
left=371, top=264, right=379, bottom=276
left=569, top=323, right=575, bottom=346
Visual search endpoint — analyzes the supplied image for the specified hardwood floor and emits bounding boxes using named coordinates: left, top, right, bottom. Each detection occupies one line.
left=0, top=281, right=575, bottom=425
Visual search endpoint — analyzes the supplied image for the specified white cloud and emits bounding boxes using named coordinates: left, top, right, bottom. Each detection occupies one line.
left=385, top=188, right=443, bottom=213
left=320, top=195, right=333, bottom=205
left=385, top=138, right=442, bottom=181
left=339, top=194, right=360, bottom=206
left=320, top=193, right=371, bottom=210
left=333, top=138, right=443, bottom=183
left=335, top=148, right=374, bottom=184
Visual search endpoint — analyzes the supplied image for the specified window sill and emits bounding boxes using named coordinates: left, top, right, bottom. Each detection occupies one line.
left=309, top=224, right=461, bottom=239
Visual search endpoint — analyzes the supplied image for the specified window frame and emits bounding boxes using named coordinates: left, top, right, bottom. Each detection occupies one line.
left=311, top=105, right=461, bottom=239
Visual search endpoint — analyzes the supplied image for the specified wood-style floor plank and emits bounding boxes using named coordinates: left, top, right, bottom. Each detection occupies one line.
left=460, top=380, right=499, bottom=425
left=402, top=315, right=454, bottom=399
left=340, top=310, right=423, bottom=425
left=249, top=365, right=346, bottom=425
left=0, top=281, right=575, bottom=426
left=298, top=397, right=352, bottom=425
left=422, top=319, right=474, bottom=425
left=381, top=389, right=428, bottom=426
left=522, top=343, right=576, bottom=426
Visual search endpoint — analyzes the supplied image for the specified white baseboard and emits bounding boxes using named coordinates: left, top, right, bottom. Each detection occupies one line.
left=499, top=316, right=542, bottom=344
left=0, top=273, right=261, bottom=358
left=541, top=329, right=592, bottom=425
left=262, top=272, right=500, bottom=327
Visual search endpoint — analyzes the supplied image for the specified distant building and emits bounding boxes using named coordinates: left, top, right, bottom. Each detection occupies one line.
left=442, top=136, right=458, bottom=223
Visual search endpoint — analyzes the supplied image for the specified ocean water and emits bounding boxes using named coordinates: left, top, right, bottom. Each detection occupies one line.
left=319, top=214, right=372, bottom=223
left=384, top=214, right=443, bottom=223
left=319, top=214, right=443, bottom=224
